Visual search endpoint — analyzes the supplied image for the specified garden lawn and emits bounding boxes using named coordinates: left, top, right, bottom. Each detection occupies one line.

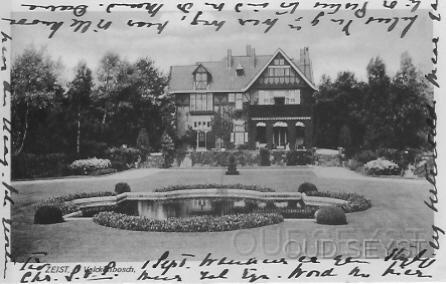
left=12, top=167, right=434, bottom=262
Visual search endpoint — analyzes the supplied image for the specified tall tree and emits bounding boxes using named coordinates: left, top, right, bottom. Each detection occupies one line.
left=315, top=72, right=366, bottom=151
left=11, top=46, right=61, bottom=154
left=67, top=62, right=93, bottom=155
left=363, top=57, right=393, bottom=149
left=96, top=52, right=122, bottom=126
left=390, top=52, right=430, bottom=149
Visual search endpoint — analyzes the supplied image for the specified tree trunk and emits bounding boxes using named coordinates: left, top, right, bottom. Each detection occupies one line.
left=76, top=106, right=81, bottom=155
left=15, top=102, right=29, bottom=155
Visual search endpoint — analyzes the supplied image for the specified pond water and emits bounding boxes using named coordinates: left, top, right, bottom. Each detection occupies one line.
left=133, top=198, right=304, bottom=219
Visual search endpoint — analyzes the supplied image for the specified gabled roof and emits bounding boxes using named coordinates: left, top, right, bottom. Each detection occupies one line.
left=168, top=48, right=317, bottom=93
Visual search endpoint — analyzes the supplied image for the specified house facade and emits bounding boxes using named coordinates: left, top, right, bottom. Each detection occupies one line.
left=168, top=45, right=318, bottom=150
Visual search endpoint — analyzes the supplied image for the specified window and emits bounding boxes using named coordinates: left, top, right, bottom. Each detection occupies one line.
left=260, top=55, right=301, bottom=86
left=228, top=93, right=235, bottom=102
left=235, top=93, right=243, bottom=110
left=258, top=90, right=300, bottom=105
left=190, top=93, right=213, bottom=111
left=195, top=71, right=208, bottom=90
left=232, top=120, right=247, bottom=146
left=256, top=123, right=267, bottom=143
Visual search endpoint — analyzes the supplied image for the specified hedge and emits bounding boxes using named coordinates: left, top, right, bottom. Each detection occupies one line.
left=190, top=150, right=259, bottom=167
left=35, top=191, right=116, bottom=215
left=304, top=191, right=371, bottom=213
left=12, top=153, right=74, bottom=179
left=155, top=184, right=275, bottom=193
left=93, top=212, right=283, bottom=232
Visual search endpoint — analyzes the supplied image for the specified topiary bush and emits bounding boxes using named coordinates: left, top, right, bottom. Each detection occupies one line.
left=115, top=182, right=131, bottom=194
left=298, top=182, right=318, bottom=194
left=226, top=155, right=239, bottom=175
left=315, top=206, right=347, bottom=225
left=34, top=206, right=64, bottom=224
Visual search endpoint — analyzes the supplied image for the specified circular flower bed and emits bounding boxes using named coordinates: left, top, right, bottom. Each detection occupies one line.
left=93, top=212, right=283, bottom=232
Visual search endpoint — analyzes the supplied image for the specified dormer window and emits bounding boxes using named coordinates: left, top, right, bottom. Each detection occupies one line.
left=236, top=63, right=244, bottom=76
left=193, top=64, right=210, bottom=90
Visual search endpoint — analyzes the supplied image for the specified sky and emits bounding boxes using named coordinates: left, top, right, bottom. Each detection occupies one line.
left=10, top=9, right=433, bottom=85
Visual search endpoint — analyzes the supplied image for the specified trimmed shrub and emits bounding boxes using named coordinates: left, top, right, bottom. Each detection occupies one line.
left=105, top=147, right=141, bottom=168
left=226, top=155, right=239, bottom=175
left=115, top=182, right=131, bottom=194
left=34, top=206, right=64, bottom=224
left=364, top=158, right=400, bottom=176
left=272, top=151, right=286, bottom=165
left=93, top=212, right=283, bottom=232
left=155, top=183, right=275, bottom=192
left=298, top=182, right=318, bottom=194
left=260, top=148, right=271, bottom=166
left=315, top=206, right=347, bottom=225
left=110, top=160, right=128, bottom=171
left=12, top=153, right=73, bottom=179
left=286, top=150, right=313, bottom=165
left=89, top=168, right=117, bottom=176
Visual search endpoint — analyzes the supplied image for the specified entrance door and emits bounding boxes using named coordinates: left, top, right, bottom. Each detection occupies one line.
left=273, top=128, right=287, bottom=148
left=198, top=131, right=206, bottom=148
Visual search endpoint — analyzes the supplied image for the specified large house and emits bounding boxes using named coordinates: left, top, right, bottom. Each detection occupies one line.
left=168, top=45, right=318, bottom=151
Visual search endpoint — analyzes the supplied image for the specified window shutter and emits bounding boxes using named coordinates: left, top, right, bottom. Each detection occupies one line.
left=230, top=132, right=234, bottom=143
left=244, top=132, right=248, bottom=143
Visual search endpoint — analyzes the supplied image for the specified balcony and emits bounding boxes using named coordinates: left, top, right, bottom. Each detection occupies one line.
left=248, top=104, right=312, bottom=119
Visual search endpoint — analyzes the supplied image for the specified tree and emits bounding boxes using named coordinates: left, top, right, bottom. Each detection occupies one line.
left=210, top=108, right=233, bottom=148
left=11, top=46, right=61, bottom=154
left=390, top=52, right=430, bottom=149
left=161, top=132, right=174, bottom=168
left=96, top=52, right=122, bottom=126
left=67, top=62, right=93, bottom=155
left=136, top=127, right=151, bottom=155
left=363, top=57, right=393, bottom=149
left=315, top=72, right=366, bottom=150
left=338, top=124, right=352, bottom=149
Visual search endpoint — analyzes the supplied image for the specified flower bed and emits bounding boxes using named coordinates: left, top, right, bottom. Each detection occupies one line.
left=364, top=158, right=400, bottom=176
left=93, top=212, right=283, bottom=232
left=304, top=191, right=371, bottom=213
left=35, top=192, right=116, bottom=215
left=69, top=158, right=112, bottom=175
left=154, top=184, right=275, bottom=193
left=255, top=206, right=319, bottom=219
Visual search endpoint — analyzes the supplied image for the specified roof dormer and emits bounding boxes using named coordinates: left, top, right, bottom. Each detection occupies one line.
left=236, top=63, right=244, bottom=76
left=193, top=64, right=211, bottom=90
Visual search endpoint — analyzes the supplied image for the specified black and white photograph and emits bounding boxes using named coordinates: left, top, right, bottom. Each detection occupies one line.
left=0, top=0, right=445, bottom=282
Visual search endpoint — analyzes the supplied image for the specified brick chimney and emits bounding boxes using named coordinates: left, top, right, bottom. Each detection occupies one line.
left=246, top=45, right=256, bottom=67
left=299, top=47, right=314, bottom=82
left=226, top=49, right=232, bottom=68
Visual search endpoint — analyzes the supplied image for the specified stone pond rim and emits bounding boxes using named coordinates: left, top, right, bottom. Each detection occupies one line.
left=66, top=188, right=348, bottom=220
